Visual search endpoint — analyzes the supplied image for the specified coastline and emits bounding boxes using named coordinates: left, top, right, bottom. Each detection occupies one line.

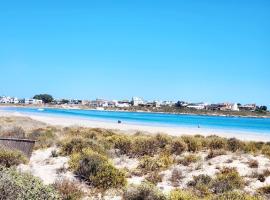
left=1, top=109, right=270, bottom=142
left=0, top=104, right=270, bottom=119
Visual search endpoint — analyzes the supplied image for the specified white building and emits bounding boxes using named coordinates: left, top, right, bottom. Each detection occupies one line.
left=131, top=97, right=144, bottom=106
left=25, top=99, right=43, bottom=105
left=231, top=103, right=239, bottom=111
left=187, top=103, right=207, bottom=110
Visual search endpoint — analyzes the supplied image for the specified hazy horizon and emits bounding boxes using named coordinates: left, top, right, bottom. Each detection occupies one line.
left=1, top=1, right=269, bottom=105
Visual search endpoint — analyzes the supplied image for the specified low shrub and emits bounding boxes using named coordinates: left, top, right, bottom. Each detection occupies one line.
left=154, top=133, right=172, bottom=148
left=243, top=142, right=260, bottom=154
left=29, top=127, right=57, bottom=149
left=178, top=154, right=200, bottom=166
left=227, top=138, right=242, bottom=152
left=257, top=185, right=270, bottom=195
left=207, top=136, right=227, bottom=150
left=247, top=159, right=259, bottom=168
left=0, top=167, right=59, bottom=200
left=53, top=179, right=84, bottom=200
left=123, top=183, right=166, bottom=200
left=0, top=126, right=25, bottom=138
left=131, top=136, right=159, bottom=156
left=188, top=174, right=213, bottom=197
left=0, top=148, right=27, bottom=167
left=261, top=145, right=270, bottom=157
left=206, top=149, right=226, bottom=160
left=69, top=148, right=126, bottom=190
left=138, top=156, right=164, bottom=173
left=60, top=137, right=106, bottom=156
left=145, top=172, right=163, bottom=184
left=212, top=167, right=244, bottom=194
left=213, top=191, right=263, bottom=200
left=169, top=189, right=199, bottom=200
left=170, top=138, right=187, bottom=155
left=181, top=136, right=202, bottom=152
left=169, top=167, right=183, bottom=187
left=107, top=135, right=132, bottom=155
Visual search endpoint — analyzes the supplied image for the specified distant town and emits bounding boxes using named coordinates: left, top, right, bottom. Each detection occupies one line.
left=0, top=94, right=268, bottom=117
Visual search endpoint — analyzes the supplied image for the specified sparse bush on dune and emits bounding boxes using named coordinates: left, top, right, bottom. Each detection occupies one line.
left=181, top=136, right=202, bottom=152
left=257, top=185, right=270, bottom=199
left=170, top=138, right=187, bottom=155
left=131, top=136, right=159, bottom=156
left=244, top=141, right=261, bottom=154
left=169, top=167, right=183, bottom=187
left=107, top=134, right=132, bottom=155
left=188, top=174, right=213, bottom=197
left=138, top=153, right=173, bottom=174
left=212, top=167, right=244, bottom=194
left=169, top=189, right=199, bottom=200
left=213, top=191, right=264, bottom=200
left=178, top=154, right=200, bottom=166
left=123, top=183, right=166, bottom=200
left=0, top=167, right=59, bottom=200
left=207, top=136, right=227, bottom=150
left=145, top=172, right=163, bottom=184
left=0, top=126, right=25, bottom=138
left=154, top=133, right=173, bottom=148
left=206, top=149, right=227, bottom=160
left=60, top=137, right=106, bottom=156
left=227, top=138, right=243, bottom=152
left=53, top=179, right=84, bottom=200
left=69, top=148, right=126, bottom=190
left=28, top=127, right=57, bottom=149
left=261, top=145, right=270, bottom=157
left=0, top=148, right=28, bottom=167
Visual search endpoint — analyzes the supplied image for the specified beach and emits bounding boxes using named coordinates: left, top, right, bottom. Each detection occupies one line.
left=1, top=110, right=270, bottom=142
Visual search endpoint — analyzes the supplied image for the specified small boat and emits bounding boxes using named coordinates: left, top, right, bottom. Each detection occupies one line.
left=37, top=108, right=44, bottom=111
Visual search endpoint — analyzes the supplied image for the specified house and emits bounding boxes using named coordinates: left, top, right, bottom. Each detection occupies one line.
left=239, top=104, right=257, bottom=111
left=116, top=100, right=130, bottom=108
left=25, top=99, right=43, bottom=105
left=186, top=103, right=207, bottom=110
left=131, top=97, right=144, bottom=106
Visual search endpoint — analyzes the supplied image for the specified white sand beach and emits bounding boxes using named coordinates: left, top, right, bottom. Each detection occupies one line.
left=1, top=110, right=270, bottom=142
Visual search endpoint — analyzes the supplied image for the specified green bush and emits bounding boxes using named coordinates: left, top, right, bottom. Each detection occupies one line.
left=212, top=167, right=244, bottom=194
left=0, top=167, right=59, bottom=200
left=206, top=149, right=226, bottom=160
left=181, top=136, right=202, bottom=152
left=169, top=189, right=199, bottom=200
left=53, top=179, right=83, bottom=200
left=0, top=148, right=27, bottom=167
left=69, top=148, right=126, bottom=190
left=123, top=183, right=166, bottom=200
left=0, top=126, right=25, bottom=138
left=170, top=138, right=187, bottom=155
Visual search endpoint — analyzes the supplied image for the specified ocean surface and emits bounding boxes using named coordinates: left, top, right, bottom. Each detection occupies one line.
left=1, top=107, right=270, bottom=134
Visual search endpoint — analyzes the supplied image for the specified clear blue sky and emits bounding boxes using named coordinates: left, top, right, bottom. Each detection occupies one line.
left=0, top=0, right=269, bottom=105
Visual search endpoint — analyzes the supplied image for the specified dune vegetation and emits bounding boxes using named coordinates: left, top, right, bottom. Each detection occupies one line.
left=1, top=116, right=270, bottom=199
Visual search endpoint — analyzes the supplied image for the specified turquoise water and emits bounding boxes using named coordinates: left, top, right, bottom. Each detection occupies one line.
left=1, top=107, right=270, bottom=134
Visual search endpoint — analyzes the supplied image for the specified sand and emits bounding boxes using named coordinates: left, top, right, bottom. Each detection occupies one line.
left=0, top=110, right=270, bottom=142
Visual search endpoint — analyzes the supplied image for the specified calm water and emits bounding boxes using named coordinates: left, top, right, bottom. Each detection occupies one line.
left=2, top=107, right=270, bottom=134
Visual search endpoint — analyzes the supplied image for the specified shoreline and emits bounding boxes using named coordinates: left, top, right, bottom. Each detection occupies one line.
left=0, top=104, right=270, bottom=119
left=1, top=110, right=270, bottom=142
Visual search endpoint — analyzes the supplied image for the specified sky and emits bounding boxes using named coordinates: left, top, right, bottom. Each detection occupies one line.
left=0, top=0, right=269, bottom=105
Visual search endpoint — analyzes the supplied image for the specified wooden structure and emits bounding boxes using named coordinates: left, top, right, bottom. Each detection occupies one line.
left=0, top=138, right=35, bottom=158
